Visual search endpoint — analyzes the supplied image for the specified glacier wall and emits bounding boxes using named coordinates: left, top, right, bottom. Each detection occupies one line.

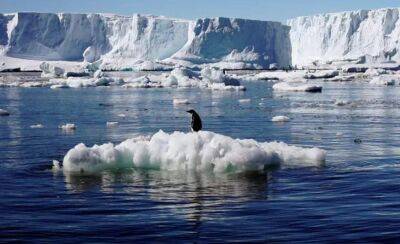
left=288, top=8, right=400, bottom=66
left=0, top=12, right=291, bottom=69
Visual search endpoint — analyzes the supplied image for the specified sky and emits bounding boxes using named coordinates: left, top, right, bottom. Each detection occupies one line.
left=0, top=0, right=399, bottom=22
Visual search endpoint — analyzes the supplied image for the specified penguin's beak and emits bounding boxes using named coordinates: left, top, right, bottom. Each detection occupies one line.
left=186, top=110, right=191, bottom=113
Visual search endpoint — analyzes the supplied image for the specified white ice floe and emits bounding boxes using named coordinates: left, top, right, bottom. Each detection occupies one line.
left=61, top=130, right=326, bottom=174
left=0, top=108, right=10, bottom=116
left=271, top=116, right=290, bottom=122
left=273, top=82, right=322, bottom=93
left=238, top=99, right=251, bottom=103
left=334, top=100, right=351, bottom=106
left=30, top=124, right=44, bottom=129
left=173, top=98, right=190, bottom=105
left=304, top=70, right=339, bottom=79
left=369, top=75, right=397, bottom=86
left=40, top=62, right=65, bottom=78
left=106, top=122, right=119, bottom=127
left=52, top=160, right=61, bottom=171
left=59, top=123, right=76, bottom=131
left=117, top=114, right=126, bottom=118
left=364, top=68, right=388, bottom=76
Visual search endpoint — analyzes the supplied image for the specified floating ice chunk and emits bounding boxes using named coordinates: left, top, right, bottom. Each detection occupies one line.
left=173, top=98, right=190, bottom=105
left=93, top=70, right=104, bottom=79
left=166, top=68, right=202, bottom=87
left=52, top=160, right=61, bottom=171
left=239, top=99, right=251, bottom=103
left=123, top=76, right=157, bottom=88
left=273, top=82, right=322, bottom=93
left=0, top=109, right=10, bottom=116
left=106, top=122, right=119, bottom=127
left=30, top=124, right=44, bottom=129
left=40, top=62, right=65, bottom=78
left=50, top=84, right=69, bottom=89
left=304, top=70, right=339, bottom=79
left=208, top=83, right=246, bottom=91
left=201, top=67, right=241, bottom=86
left=19, top=82, right=43, bottom=88
left=59, top=123, right=76, bottom=131
left=369, top=75, right=397, bottom=86
left=61, top=130, right=326, bottom=174
left=272, top=116, right=290, bottom=122
left=117, top=113, right=126, bottom=118
left=365, top=68, right=388, bottom=76
left=334, top=100, right=351, bottom=106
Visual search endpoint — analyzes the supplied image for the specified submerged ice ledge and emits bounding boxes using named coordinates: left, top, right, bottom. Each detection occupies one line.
left=60, top=130, right=326, bottom=174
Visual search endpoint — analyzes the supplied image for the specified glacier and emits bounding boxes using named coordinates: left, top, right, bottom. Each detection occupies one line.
left=288, top=8, right=400, bottom=66
left=0, top=12, right=291, bottom=70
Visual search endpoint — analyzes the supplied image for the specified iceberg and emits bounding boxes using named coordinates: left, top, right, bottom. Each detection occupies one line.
left=288, top=8, right=400, bottom=66
left=61, top=130, right=326, bottom=174
left=0, top=12, right=291, bottom=70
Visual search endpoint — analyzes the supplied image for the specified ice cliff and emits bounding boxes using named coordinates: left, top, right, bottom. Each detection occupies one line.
left=0, top=12, right=291, bottom=70
left=288, top=8, right=400, bottom=66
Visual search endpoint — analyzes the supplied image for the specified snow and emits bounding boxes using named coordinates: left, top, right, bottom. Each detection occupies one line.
left=288, top=8, right=400, bottom=65
left=0, top=108, right=10, bottom=116
left=273, top=82, right=322, bottom=93
left=272, top=116, right=290, bottom=122
left=0, top=13, right=291, bottom=70
left=60, top=130, right=326, bottom=174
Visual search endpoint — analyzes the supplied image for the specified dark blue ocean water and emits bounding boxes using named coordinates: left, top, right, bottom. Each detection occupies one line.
left=1, top=79, right=400, bottom=242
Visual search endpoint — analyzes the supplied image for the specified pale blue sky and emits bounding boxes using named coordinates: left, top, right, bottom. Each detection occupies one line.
left=1, top=0, right=399, bottom=22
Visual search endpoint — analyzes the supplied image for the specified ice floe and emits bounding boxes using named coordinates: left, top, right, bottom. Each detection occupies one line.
left=273, top=82, right=322, bottom=93
left=271, top=116, right=290, bottom=122
left=60, top=130, right=326, bottom=174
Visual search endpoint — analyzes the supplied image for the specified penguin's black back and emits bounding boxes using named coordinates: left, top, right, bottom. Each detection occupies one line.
left=191, top=111, right=202, bottom=132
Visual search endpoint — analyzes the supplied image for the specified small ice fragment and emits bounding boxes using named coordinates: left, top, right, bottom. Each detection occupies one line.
left=107, top=122, right=119, bottom=127
left=334, top=100, right=351, bottom=106
left=173, top=98, right=190, bottom=105
left=272, top=116, right=290, bottom=122
left=52, top=160, right=61, bottom=170
left=239, top=99, right=251, bottom=103
left=0, top=108, right=10, bottom=116
left=59, top=123, right=76, bottom=131
left=117, top=113, right=126, bottom=118
left=30, top=124, right=44, bottom=129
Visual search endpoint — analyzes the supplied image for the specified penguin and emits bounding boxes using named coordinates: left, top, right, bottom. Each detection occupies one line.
left=186, top=109, right=202, bottom=132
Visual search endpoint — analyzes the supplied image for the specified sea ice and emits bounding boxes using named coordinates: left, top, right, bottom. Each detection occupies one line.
left=61, top=130, right=326, bottom=174
left=59, top=123, right=76, bottom=131
left=370, top=75, right=397, bottom=86
left=273, top=82, right=322, bottom=93
left=106, top=122, right=119, bottom=127
left=30, top=124, right=44, bottom=129
left=271, top=116, right=290, bottom=122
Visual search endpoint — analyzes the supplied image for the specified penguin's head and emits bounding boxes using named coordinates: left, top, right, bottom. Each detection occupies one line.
left=186, top=109, right=196, bottom=114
